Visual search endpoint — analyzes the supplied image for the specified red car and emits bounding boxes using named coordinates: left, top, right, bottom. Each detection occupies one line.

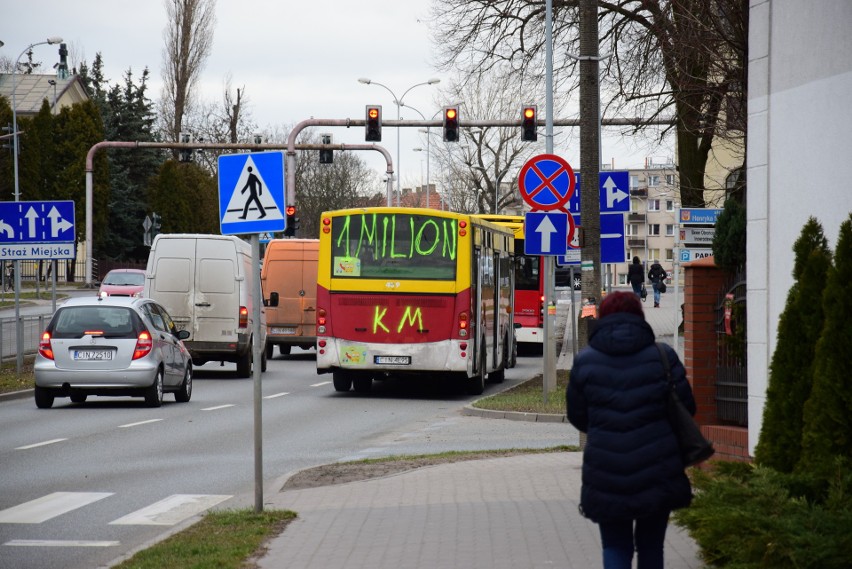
left=99, top=269, right=146, bottom=298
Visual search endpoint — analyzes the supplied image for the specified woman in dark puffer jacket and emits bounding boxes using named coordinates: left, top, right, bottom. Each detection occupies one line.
left=566, top=291, right=695, bottom=569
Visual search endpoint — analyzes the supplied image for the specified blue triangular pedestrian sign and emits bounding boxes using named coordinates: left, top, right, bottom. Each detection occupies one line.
left=219, top=152, right=286, bottom=235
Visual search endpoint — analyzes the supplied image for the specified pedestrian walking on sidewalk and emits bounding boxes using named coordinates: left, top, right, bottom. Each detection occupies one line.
left=566, top=291, right=695, bottom=569
left=627, top=256, right=645, bottom=299
left=648, top=261, right=668, bottom=307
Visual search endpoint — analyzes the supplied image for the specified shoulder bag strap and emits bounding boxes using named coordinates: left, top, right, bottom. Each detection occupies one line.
left=655, top=342, right=673, bottom=386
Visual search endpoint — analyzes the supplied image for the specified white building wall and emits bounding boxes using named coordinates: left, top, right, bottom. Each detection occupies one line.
left=747, top=0, right=852, bottom=454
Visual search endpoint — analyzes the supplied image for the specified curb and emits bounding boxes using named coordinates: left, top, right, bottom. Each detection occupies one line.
left=0, top=389, right=33, bottom=403
left=461, top=405, right=568, bottom=423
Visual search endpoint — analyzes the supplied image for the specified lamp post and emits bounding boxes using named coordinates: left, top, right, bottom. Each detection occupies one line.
left=9, top=37, right=62, bottom=374
left=357, top=77, right=440, bottom=206
left=403, top=104, right=443, bottom=210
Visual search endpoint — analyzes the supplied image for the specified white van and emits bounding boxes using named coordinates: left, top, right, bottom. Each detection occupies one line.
left=144, top=233, right=266, bottom=377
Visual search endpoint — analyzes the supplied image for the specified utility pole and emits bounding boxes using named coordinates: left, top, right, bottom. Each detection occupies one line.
left=577, top=0, right=602, bottom=348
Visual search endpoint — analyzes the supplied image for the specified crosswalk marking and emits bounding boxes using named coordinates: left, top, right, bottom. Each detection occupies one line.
left=109, top=494, right=231, bottom=526
left=263, top=392, right=289, bottom=399
left=201, top=404, right=235, bottom=411
left=5, top=539, right=120, bottom=547
left=0, top=492, right=113, bottom=524
left=118, top=419, right=163, bottom=428
left=15, top=438, right=67, bottom=450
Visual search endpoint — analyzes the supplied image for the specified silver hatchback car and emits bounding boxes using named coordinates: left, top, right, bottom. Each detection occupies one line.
left=34, top=296, right=193, bottom=408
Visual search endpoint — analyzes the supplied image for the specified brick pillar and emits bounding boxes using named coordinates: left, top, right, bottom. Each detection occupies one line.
left=683, top=257, right=728, bottom=427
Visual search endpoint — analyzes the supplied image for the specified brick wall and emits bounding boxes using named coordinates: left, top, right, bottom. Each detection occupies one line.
left=683, top=257, right=752, bottom=463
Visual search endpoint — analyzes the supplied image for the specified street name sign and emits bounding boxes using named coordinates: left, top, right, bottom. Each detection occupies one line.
left=679, top=208, right=722, bottom=225
left=680, top=227, right=716, bottom=244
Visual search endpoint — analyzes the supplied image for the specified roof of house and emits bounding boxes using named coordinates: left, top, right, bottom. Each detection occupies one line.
left=0, top=74, right=89, bottom=116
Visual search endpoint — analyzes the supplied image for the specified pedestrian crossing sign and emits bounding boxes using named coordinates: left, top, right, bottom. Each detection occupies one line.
left=218, top=151, right=286, bottom=236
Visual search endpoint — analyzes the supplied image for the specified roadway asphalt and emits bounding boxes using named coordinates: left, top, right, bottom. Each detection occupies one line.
left=253, top=292, right=703, bottom=569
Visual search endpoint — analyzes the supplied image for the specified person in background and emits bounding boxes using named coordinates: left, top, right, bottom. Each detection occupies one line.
left=627, top=256, right=644, bottom=298
left=566, top=291, right=695, bottom=569
left=648, top=260, right=668, bottom=308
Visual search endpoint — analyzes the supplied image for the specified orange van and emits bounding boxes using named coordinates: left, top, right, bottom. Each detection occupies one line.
left=261, top=238, right=319, bottom=358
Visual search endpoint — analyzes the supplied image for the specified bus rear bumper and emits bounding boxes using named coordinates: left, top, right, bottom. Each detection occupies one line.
left=515, top=326, right=544, bottom=344
left=316, top=338, right=470, bottom=374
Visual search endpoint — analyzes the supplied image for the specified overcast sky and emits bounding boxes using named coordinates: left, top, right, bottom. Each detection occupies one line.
left=3, top=0, right=673, bottom=189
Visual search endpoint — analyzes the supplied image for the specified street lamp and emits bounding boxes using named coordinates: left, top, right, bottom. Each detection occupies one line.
left=11, top=37, right=63, bottom=201
left=358, top=77, right=440, bottom=206
left=9, top=36, right=62, bottom=374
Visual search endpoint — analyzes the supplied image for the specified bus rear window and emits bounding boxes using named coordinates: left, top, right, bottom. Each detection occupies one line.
left=330, top=213, right=458, bottom=280
left=515, top=255, right=540, bottom=291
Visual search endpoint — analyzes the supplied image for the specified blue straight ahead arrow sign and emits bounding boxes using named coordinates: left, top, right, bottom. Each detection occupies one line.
left=523, top=211, right=571, bottom=255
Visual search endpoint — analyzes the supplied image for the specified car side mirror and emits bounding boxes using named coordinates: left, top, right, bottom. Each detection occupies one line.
left=267, top=291, right=279, bottom=307
left=177, top=329, right=190, bottom=340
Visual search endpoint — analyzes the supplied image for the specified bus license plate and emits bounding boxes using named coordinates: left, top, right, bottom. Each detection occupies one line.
left=271, top=327, right=296, bottom=335
left=374, top=356, right=410, bottom=365
left=73, top=350, right=113, bottom=361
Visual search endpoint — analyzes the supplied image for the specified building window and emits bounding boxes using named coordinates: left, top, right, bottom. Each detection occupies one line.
left=666, top=249, right=674, bottom=261
left=666, top=224, right=675, bottom=236
left=627, top=224, right=640, bottom=237
left=666, top=200, right=675, bottom=212
left=648, top=199, right=661, bottom=212
left=648, top=175, right=660, bottom=187
left=630, top=175, right=639, bottom=188
left=649, top=224, right=661, bottom=236
left=648, top=248, right=660, bottom=262
left=665, top=174, right=675, bottom=185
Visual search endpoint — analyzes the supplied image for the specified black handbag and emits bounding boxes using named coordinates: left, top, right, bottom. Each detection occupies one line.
left=658, top=281, right=667, bottom=293
left=640, top=283, right=648, bottom=301
left=655, top=343, right=715, bottom=467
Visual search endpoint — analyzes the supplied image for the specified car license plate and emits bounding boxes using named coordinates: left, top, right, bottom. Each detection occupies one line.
left=271, top=327, right=296, bottom=335
left=374, top=356, right=410, bottom=365
left=73, top=350, right=113, bottom=361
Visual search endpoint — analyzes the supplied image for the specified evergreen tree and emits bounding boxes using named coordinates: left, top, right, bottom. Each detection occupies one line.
left=147, top=160, right=218, bottom=234
left=754, top=218, right=832, bottom=472
left=799, top=214, right=852, bottom=477
left=712, top=198, right=747, bottom=272
left=0, top=96, right=13, bottom=198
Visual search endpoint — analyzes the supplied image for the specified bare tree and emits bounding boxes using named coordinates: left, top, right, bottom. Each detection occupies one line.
left=160, top=0, right=216, bottom=146
left=429, top=0, right=748, bottom=207
left=429, top=65, right=561, bottom=214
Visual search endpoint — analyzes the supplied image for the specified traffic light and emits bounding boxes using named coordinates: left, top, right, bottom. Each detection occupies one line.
left=319, top=133, right=333, bottom=164
left=521, top=105, right=538, bottom=141
left=365, top=105, right=382, bottom=141
left=443, top=106, right=459, bottom=142
left=179, top=132, right=193, bottom=162
left=284, top=206, right=300, bottom=237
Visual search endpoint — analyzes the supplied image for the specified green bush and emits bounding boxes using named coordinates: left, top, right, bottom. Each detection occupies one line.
left=712, top=199, right=747, bottom=272
left=754, top=218, right=832, bottom=472
left=675, top=461, right=852, bottom=568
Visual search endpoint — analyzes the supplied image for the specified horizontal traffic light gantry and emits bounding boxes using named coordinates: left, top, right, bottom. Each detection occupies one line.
left=365, top=105, right=382, bottom=142
left=443, top=106, right=459, bottom=142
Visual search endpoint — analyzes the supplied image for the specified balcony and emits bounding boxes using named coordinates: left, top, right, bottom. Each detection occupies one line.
left=628, top=213, right=646, bottom=223
left=630, top=188, right=648, bottom=197
left=628, top=239, right=646, bottom=248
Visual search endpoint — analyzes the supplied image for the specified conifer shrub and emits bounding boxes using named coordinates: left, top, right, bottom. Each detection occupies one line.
left=675, top=460, right=852, bottom=568
left=799, top=214, right=852, bottom=477
left=712, top=199, right=747, bottom=272
left=754, top=218, right=831, bottom=472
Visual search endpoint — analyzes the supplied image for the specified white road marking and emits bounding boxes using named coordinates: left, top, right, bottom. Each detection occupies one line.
left=0, top=492, right=113, bottom=524
left=201, top=404, right=235, bottom=411
left=311, top=381, right=331, bottom=387
left=109, top=494, right=231, bottom=526
left=263, top=392, right=289, bottom=399
left=118, top=419, right=163, bottom=428
left=15, top=438, right=67, bottom=450
left=5, top=539, right=120, bottom=547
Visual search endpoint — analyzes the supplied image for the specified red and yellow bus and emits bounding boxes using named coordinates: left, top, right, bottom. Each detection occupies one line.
left=476, top=214, right=545, bottom=353
left=315, top=207, right=515, bottom=395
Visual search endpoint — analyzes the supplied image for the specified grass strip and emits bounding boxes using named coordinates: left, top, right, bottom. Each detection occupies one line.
left=471, top=370, right=569, bottom=415
left=112, top=508, right=296, bottom=569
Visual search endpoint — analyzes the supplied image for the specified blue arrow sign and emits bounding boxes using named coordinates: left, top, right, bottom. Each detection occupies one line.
left=557, top=212, right=626, bottom=265
left=219, top=152, right=287, bottom=235
left=566, top=171, right=630, bottom=214
left=524, top=212, right=569, bottom=256
left=0, top=201, right=75, bottom=243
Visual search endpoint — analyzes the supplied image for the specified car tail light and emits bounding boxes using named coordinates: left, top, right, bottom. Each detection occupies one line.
left=239, top=306, right=249, bottom=328
left=133, top=330, right=153, bottom=360
left=38, top=332, right=54, bottom=360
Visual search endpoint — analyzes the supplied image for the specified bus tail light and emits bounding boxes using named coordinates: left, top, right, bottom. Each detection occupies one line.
left=38, top=332, right=54, bottom=360
left=321, top=217, right=331, bottom=234
left=458, top=312, right=468, bottom=337
left=239, top=306, right=249, bottom=328
left=317, top=308, right=327, bottom=334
